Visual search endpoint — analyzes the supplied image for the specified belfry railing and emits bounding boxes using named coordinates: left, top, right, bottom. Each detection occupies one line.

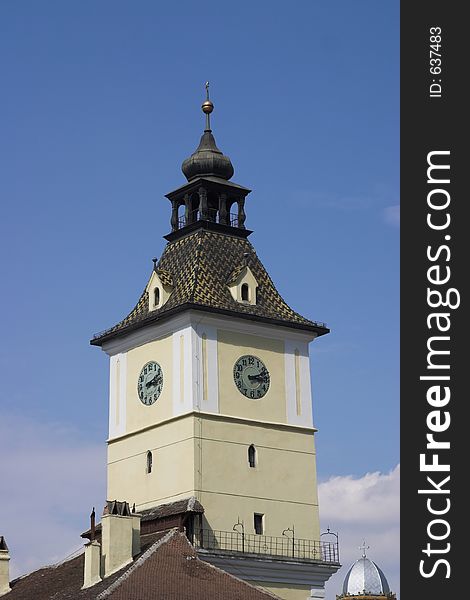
left=194, top=529, right=339, bottom=563
left=177, top=210, right=240, bottom=229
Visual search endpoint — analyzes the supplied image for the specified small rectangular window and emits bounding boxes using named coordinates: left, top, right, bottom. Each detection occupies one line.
left=254, top=513, right=264, bottom=535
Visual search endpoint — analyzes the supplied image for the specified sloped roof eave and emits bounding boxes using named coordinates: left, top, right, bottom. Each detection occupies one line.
left=91, top=302, right=328, bottom=347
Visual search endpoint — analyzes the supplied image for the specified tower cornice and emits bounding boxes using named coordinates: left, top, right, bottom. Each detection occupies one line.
left=165, top=176, right=251, bottom=200
left=107, top=410, right=319, bottom=445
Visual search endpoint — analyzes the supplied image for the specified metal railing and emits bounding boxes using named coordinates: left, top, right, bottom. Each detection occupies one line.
left=229, top=212, right=239, bottom=227
left=177, top=210, right=240, bottom=228
left=194, top=529, right=339, bottom=563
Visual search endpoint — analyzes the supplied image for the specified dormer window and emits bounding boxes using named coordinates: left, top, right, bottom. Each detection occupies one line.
left=147, top=267, right=174, bottom=312
left=241, top=283, right=249, bottom=302
left=154, top=287, right=161, bottom=307
left=227, top=265, right=258, bottom=306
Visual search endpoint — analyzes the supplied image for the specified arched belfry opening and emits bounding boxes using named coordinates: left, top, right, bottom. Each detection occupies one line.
left=207, top=190, right=219, bottom=222
left=165, top=83, right=251, bottom=239
left=177, top=203, right=186, bottom=228
left=188, top=192, right=200, bottom=223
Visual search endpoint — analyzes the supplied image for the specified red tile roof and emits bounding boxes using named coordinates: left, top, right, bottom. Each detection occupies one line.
left=99, top=530, right=278, bottom=600
left=8, top=529, right=279, bottom=599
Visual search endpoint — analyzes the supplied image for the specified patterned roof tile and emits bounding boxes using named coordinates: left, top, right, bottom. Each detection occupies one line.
left=92, top=228, right=327, bottom=345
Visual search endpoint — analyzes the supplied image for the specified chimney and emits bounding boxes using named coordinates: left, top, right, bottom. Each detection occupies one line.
left=131, top=504, right=142, bottom=558
left=0, top=536, right=11, bottom=597
left=101, top=501, right=134, bottom=577
left=82, top=541, right=102, bottom=589
left=82, top=509, right=102, bottom=589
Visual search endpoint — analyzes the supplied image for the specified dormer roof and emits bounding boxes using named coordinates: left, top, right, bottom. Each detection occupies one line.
left=154, top=269, right=173, bottom=287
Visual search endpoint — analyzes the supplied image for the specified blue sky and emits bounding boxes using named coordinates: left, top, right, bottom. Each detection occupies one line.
left=0, top=1, right=399, bottom=597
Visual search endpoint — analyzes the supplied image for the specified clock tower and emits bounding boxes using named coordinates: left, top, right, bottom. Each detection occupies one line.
left=91, top=86, right=339, bottom=600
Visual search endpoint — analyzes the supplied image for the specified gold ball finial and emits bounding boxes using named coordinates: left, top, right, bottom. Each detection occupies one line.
left=202, top=100, right=214, bottom=114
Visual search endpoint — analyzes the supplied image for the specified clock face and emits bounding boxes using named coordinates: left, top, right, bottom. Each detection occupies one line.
left=233, top=355, right=270, bottom=399
left=137, top=361, right=163, bottom=406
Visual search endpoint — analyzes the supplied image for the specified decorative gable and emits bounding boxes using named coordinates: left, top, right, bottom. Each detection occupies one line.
left=227, top=265, right=258, bottom=305
left=146, top=269, right=174, bottom=311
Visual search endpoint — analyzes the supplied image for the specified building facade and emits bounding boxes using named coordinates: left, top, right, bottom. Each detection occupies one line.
left=89, top=86, right=339, bottom=600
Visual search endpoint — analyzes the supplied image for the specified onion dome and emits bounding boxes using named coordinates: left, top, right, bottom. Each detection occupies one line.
left=342, top=555, right=391, bottom=596
left=181, top=82, right=234, bottom=182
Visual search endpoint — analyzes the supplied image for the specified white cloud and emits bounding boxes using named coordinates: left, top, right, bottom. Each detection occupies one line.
left=319, top=465, right=400, bottom=600
left=383, top=204, right=400, bottom=227
left=0, top=414, right=106, bottom=578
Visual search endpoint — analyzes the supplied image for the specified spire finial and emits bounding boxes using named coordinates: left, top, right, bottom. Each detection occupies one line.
left=201, top=81, right=214, bottom=131
left=359, top=540, right=370, bottom=558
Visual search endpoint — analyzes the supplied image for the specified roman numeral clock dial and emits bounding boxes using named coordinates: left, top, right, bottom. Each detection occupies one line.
left=233, top=355, right=270, bottom=399
left=137, top=361, right=163, bottom=405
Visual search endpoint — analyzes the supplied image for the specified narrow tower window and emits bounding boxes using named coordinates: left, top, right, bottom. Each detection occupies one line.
left=248, top=444, right=256, bottom=468
left=254, top=513, right=264, bottom=535
left=146, top=450, right=153, bottom=474
left=154, top=287, right=160, bottom=307
left=241, top=283, right=249, bottom=302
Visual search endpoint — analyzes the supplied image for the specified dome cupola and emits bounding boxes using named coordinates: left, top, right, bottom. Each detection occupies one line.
left=339, top=543, right=395, bottom=599
left=181, top=82, right=234, bottom=181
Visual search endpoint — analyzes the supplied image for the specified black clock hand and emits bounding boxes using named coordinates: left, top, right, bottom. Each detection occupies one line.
left=248, top=374, right=263, bottom=381
left=248, top=371, right=269, bottom=383
left=146, top=375, right=162, bottom=388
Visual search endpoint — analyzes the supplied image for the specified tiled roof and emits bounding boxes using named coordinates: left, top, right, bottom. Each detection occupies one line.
left=92, top=228, right=327, bottom=345
left=8, top=530, right=278, bottom=600
left=98, top=530, right=278, bottom=600
left=7, top=532, right=165, bottom=600
left=81, top=497, right=204, bottom=539
left=140, top=497, right=204, bottom=522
